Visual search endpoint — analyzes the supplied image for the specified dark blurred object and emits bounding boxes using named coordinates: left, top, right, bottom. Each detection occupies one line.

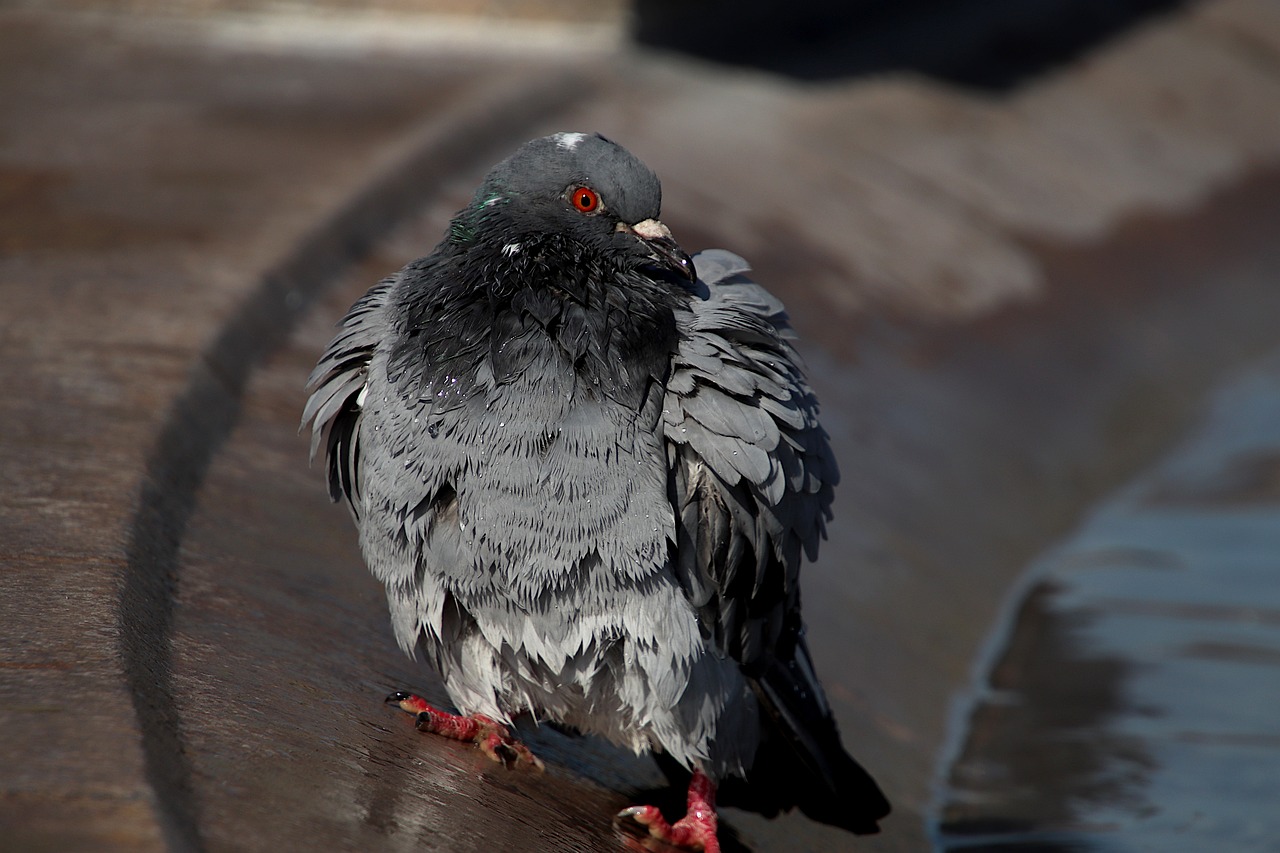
left=632, top=0, right=1188, bottom=89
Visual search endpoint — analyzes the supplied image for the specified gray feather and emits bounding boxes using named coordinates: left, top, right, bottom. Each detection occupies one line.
left=301, top=275, right=398, bottom=516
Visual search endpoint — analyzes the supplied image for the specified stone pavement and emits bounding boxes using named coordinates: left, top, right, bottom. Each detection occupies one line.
left=3, top=3, right=1280, bottom=851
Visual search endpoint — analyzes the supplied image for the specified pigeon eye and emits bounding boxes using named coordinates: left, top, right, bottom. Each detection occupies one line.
left=569, top=186, right=600, bottom=214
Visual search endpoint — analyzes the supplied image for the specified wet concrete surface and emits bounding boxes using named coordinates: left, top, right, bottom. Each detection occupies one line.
left=6, top=2, right=1280, bottom=851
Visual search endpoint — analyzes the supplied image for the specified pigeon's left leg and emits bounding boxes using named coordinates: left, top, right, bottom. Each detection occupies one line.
left=618, top=768, right=720, bottom=853
left=385, top=691, right=544, bottom=771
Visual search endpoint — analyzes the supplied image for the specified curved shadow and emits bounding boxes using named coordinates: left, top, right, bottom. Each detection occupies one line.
left=118, top=214, right=361, bottom=852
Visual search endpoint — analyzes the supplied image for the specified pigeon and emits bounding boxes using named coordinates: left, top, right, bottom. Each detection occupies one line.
left=303, top=131, right=890, bottom=851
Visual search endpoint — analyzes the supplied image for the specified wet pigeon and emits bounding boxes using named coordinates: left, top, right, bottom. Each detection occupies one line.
left=303, top=132, right=889, bottom=850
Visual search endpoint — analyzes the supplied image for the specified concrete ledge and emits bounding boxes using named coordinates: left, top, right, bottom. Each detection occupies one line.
left=5, top=2, right=1280, bottom=850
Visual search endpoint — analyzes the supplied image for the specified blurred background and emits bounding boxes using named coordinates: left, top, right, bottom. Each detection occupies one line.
left=3, top=1, right=1279, bottom=851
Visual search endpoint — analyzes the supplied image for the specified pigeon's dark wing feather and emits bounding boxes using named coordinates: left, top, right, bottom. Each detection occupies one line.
left=664, top=249, right=888, bottom=833
left=302, top=275, right=397, bottom=519
left=665, top=251, right=826, bottom=649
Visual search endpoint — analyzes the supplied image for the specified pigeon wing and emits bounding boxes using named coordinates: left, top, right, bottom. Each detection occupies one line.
left=301, top=275, right=397, bottom=519
left=665, top=249, right=833, bottom=651
left=664, top=249, right=888, bottom=832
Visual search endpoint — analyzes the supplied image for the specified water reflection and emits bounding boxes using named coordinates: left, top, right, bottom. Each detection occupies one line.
left=937, top=351, right=1280, bottom=851
left=939, top=583, right=1155, bottom=850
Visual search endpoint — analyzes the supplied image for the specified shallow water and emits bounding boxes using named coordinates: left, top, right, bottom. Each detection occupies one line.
left=936, top=348, right=1280, bottom=852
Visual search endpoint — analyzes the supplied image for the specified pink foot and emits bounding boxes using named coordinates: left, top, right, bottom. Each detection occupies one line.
left=385, top=691, right=544, bottom=772
left=618, top=769, right=720, bottom=853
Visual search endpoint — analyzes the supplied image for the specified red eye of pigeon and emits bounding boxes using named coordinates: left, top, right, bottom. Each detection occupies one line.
left=569, top=186, right=600, bottom=213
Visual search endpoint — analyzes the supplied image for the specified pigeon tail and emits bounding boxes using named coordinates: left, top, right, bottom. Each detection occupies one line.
left=715, top=719, right=890, bottom=835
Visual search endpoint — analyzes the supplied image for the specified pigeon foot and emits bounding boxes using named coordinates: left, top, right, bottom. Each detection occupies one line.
left=618, top=769, right=720, bottom=853
left=385, top=691, right=544, bottom=771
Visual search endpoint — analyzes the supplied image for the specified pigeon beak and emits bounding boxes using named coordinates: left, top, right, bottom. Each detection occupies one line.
left=626, top=218, right=696, bottom=282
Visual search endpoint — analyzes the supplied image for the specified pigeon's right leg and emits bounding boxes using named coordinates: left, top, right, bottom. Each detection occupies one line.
left=385, top=691, right=544, bottom=771
left=618, top=768, right=720, bottom=852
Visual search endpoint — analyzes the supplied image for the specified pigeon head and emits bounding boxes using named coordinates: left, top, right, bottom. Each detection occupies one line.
left=454, top=132, right=695, bottom=285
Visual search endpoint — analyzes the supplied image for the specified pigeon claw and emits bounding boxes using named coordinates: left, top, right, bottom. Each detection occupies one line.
left=386, top=691, right=543, bottom=772
left=385, top=690, right=421, bottom=710
left=616, top=769, right=720, bottom=852
left=467, top=714, right=545, bottom=772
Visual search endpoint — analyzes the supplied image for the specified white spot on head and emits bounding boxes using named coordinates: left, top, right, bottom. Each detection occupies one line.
left=502, top=242, right=521, bottom=257
left=482, top=195, right=503, bottom=207
left=555, top=132, right=589, bottom=151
